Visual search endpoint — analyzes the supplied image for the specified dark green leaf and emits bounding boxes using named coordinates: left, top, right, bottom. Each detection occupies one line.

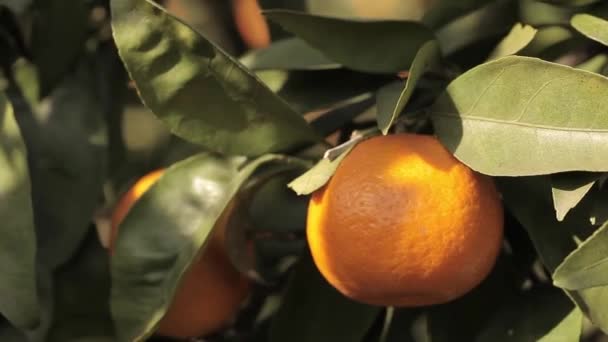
left=273, top=69, right=388, bottom=114
left=554, top=220, right=608, bottom=290
left=11, top=59, right=106, bottom=270
left=0, top=317, right=27, bottom=341
left=376, top=41, right=441, bottom=134
left=431, top=56, right=608, bottom=176
left=475, top=288, right=582, bottom=342
left=111, top=0, right=318, bottom=156
left=435, top=0, right=516, bottom=55
left=0, top=0, right=31, bottom=15
left=31, top=0, right=89, bottom=96
left=240, top=38, right=339, bottom=71
left=486, top=23, right=537, bottom=61
left=269, top=254, right=380, bottom=342
left=428, top=256, right=520, bottom=341
left=551, top=172, right=601, bottom=221
left=421, top=0, right=496, bottom=29
left=47, top=230, right=115, bottom=341
left=265, top=10, right=435, bottom=74
left=378, top=308, right=426, bottom=342
left=111, top=153, right=287, bottom=341
left=572, top=14, right=608, bottom=46
left=519, top=0, right=583, bottom=27
left=498, top=176, right=608, bottom=333
left=310, top=96, right=375, bottom=137
left=0, top=92, right=40, bottom=331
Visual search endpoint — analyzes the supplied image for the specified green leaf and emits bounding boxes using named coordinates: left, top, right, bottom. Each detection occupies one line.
left=11, top=59, right=107, bottom=270
left=576, top=54, right=608, bottom=74
left=498, top=176, right=608, bottom=333
left=111, top=153, right=287, bottom=341
left=428, top=256, right=520, bottom=342
left=111, top=0, right=318, bottom=156
left=486, top=23, right=537, bottom=61
left=431, top=56, right=608, bottom=176
left=539, top=0, right=601, bottom=6
left=288, top=144, right=355, bottom=195
left=268, top=254, right=380, bottom=342
left=475, top=288, right=582, bottom=342
left=551, top=172, right=601, bottom=221
left=31, top=0, right=88, bottom=96
left=240, top=37, right=339, bottom=71
left=421, top=0, right=496, bottom=29
left=264, top=10, right=435, bottom=74
left=0, top=0, right=31, bottom=15
left=47, top=230, right=115, bottom=341
left=0, top=318, right=27, bottom=341
left=0, top=92, right=40, bottom=332
left=554, top=220, right=608, bottom=290
left=520, top=0, right=583, bottom=27
left=519, top=26, right=577, bottom=59
left=310, top=96, right=375, bottom=137
left=435, top=0, right=517, bottom=55
left=572, top=14, right=608, bottom=46
left=376, top=41, right=441, bottom=134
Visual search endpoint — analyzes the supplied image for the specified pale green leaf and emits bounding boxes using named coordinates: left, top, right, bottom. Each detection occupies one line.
left=554, top=220, right=608, bottom=290
left=264, top=10, right=435, bottom=74
left=572, top=14, right=608, bottom=46
left=486, top=23, right=537, bottom=61
left=431, top=56, right=608, bottom=176
left=551, top=172, right=601, bottom=221
left=288, top=145, right=355, bottom=195
left=376, top=41, right=441, bottom=134
left=111, top=0, right=319, bottom=156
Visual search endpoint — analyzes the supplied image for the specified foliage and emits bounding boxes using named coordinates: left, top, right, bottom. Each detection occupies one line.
left=2, top=0, right=608, bottom=341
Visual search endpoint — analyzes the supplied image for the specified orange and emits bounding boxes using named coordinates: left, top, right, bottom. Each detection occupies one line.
left=110, top=170, right=250, bottom=339
left=232, top=0, right=271, bottom=49
left=307, top=134, right=504, bottom=306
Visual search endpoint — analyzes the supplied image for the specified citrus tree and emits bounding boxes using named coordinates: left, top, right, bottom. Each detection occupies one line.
left=1, top=0, right=608, bottom=341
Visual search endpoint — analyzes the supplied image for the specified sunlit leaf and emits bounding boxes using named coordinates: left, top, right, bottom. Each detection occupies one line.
left=376, top=41, right=441, bottom=134
left=0, top=92, right=40, bottom=332
left=265, top=10, right=435, bottom=74
left=111, top=153, right=290, bottom=341
left=551, top=172, right=601, bottom=221
left=111, top=0, right=319, bottom=156
left=572, top=14, right=608, bottom=46
left=431, top=56, right=608, bottom=176
left=486, top=23, right=537, bottom=61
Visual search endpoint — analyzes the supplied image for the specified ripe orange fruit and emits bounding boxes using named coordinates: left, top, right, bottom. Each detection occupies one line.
left=307, top=134, right=504, bottom=306
left=232, top=0, right=271, bottom=49
left=110, top=170, right=250, bottom=339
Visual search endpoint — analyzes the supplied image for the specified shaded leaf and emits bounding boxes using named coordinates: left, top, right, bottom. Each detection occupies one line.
left=520, top=0, right=583, bottom=27
left=431, top=56, right=608, bottom=176
left=476, top=288, right=582, bottom=342
left=378, top=308, right=426, bottom=342
left=421, top=0, right=496, bottom=29
left=486, top=23, right=537, bottom=61
left=518, top=26, right=578, bottom=60
left=435, top=0, right=516, bottom=55
left=240, top=37, right=339, bottom=71
left=31, top=0, right=89, bottom=97
left=554, top=220, right=608, bottom=290
left=288, top=144, right=356, bottom=195
left=264, top=10, right=435, bottom=74
left=498, top=176, right=608, bottom=333
left=576, top=53, right=608, bottom=74
left=47, top=230, right=114, bottom=341
left=268, top=254, right=380, bottom=342
left=111, top=0, right=318, bottom=156
left=551, top=172, right=601, bottom=221
left=0, top=92, right=40, bottom=331
left=428, top=256, right=520, bottom=341
left=376, top=41, right=441, bottom=134
left=0, top=317, right=27, bottom=341
left=111, top=153, right=288, bottom=341
left=572, top=14, right=608, bottom=46
left=11, top=59, right=106, bottom=270
left=310, top=95, right=375, bottom=137
left=540, top=0, right=601, bottom=6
